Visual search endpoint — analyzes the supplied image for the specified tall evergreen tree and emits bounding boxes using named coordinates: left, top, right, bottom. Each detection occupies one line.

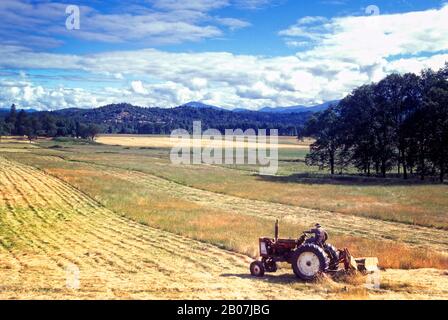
left=5, top=104, right=17, bottom=134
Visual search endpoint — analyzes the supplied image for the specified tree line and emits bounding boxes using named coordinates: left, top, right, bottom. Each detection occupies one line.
left=1, top=103, right=309, bottom=139
left=0, top=105, right=99, bottom=141
left=300, top=64, right=448, bottom=182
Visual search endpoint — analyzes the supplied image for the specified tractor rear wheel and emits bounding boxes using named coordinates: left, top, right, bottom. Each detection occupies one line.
left=324, top=243, right=340, bottom=270
left=292, top=244, right=329, bottom=281
left=250, top=261, right=265, bottom=277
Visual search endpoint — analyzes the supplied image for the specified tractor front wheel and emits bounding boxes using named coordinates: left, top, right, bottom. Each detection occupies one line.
left=291, top=244, right=329, bottom=281
left=250, top=261, right=265, bottom=277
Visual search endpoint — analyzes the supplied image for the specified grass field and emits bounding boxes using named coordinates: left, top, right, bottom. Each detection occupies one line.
left=1, top=135, right=448, bottom=299
left=61, top=135, right=448, bottom=229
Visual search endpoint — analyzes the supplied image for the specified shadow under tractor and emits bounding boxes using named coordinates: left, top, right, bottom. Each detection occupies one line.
left=250, top=221, right=378, bottom=281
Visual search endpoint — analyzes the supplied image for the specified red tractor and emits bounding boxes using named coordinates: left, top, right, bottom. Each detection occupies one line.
left=249, top=221, right=375, bottom=280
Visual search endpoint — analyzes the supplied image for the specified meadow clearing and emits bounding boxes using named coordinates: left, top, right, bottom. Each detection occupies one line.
left=0, top=135, right=448, bottom=299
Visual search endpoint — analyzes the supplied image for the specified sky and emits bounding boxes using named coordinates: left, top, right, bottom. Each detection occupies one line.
left=0, top=0, right=447, bottom=110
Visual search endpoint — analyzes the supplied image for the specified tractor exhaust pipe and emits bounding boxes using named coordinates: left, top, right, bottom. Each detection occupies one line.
left=274, top=219, right=279, bottom=242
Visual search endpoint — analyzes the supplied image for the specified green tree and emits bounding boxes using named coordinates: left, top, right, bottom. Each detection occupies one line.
left=301, top=64, right=448, bottom=182
left=425, top=79, right=448, bottom=182
left=15, top=110, right=28, bottom=136
left=40, top=114, right=57, bottom=136
left=338, top=85, right=377, bottom=176
left=301, top=106, right=342, bottom=175
left=5, top=104, right=17, bottom=134
left=0, top=117, right=7, bottom=141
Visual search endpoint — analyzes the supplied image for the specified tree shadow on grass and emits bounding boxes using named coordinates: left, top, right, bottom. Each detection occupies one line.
left=256, top=172, right=445, bottom=186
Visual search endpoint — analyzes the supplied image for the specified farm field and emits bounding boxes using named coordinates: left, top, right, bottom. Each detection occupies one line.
left=1, top=135, right=448, bottom=299
left=96, top=134, right=312, bottom=150
left=69, top=135, right=448, bottom=229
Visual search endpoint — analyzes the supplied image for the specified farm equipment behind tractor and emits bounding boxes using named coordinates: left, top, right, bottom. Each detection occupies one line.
left=250, top=220, right=378, bottom=281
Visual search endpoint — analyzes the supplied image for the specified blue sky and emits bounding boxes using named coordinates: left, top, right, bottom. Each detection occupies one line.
left=0, top=0, right=447, bottom=110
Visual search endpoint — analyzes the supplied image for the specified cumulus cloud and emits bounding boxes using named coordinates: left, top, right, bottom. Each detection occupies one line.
left=131, top=80, right=148, bottom=94
left=0, top=0, right=253, bottom=47
left=0, top=79, right=104, bottom=110
left=1, top=42, right=447, bottom=111
left=0, top=4, right=447, bottom=111
left=280, top=4, right=448, bottom=65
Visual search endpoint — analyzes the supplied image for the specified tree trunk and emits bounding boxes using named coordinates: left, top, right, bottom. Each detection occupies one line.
left=420, top=146, right=425, bottom=181
left=330, top=155, right=335, bottom=175
left=402, top=150, right=408, bottom=180
left=440, top=157, right=445, bottom=183
left=403, top=163, right=408, bottom=180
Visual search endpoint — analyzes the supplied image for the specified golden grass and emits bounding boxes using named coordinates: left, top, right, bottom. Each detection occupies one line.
left=332, top=236, right=448, bottom=270
left=55, top=136, right=448, bottom=230
left=15, top=160, right=448, bottom=270
left=96, top=134, right=310, bottom=150
left=3, top=139, right=448, bottom=300
left=3, top=157, right=335, bottom=299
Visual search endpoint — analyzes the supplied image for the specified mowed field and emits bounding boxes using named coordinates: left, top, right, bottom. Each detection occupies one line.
left=96, top=134, right=312, bottom=150
left=1, top=135, right=448, bottom=299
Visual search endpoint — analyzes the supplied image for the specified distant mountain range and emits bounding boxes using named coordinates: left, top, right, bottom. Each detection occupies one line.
left=1, top=100, right=337, bottom=115
left=0, top=108, right=37, bottom=114
left=1, top=101, right=336, bottom=136
left=180, top=100, right=338, bottom=113
left=47, top=103, right=314, bottom=136
left=257, top=100, right=339, bottom=113
left=180, top=101, right=223, bottom=111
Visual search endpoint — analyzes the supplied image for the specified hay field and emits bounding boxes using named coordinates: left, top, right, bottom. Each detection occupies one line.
left=1, top=136, right=448, bottom=299
left=62, top=135, right=448, bottom=229
left=96, top=134, right=311, bottom=150
left=0, top=157, right=323, bottom=299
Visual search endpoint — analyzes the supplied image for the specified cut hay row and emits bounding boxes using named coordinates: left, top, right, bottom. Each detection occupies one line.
left=0, top=156, right=325, bottom=299
left=1, top=156, right=448, bottom=299
left=91, top=165, right=448, bottom=253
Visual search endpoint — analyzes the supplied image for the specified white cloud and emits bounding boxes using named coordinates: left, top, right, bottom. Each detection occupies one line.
left=1, top=5, right=447, bottom=111
left=190, top=78, right=209, bottom=90
left=0, top=0, right=253, bottom=47
left=386, top=54, right=448, bottom=74
left=0, top=79, right=106, bottom=110
left=1, top=41, right=447, bottom=111
left=233, top=0, right=273, bottom=10
left=280, top=4, right=448, bottom=65
left=151, top=0, right=229, bottom=11
left=131, top=80, right=148, bottom=94
left=215, top=17, right=251, bottom=30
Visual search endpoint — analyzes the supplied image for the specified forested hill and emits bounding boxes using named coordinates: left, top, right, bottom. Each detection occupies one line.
left=51, top=103, right=313, bottom=135
left=0, top=103, right=315, bottom=137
